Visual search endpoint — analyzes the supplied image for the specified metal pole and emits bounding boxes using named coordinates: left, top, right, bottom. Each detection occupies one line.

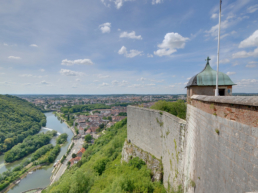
left=215, top=0, right=222, bottom=96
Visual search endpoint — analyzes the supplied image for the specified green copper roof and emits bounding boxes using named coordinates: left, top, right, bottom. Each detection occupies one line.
left=186, top=57, right=236, bottom=87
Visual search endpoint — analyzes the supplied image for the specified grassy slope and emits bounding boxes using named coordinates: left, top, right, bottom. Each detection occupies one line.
left=44, top=119, right=166, bottom=193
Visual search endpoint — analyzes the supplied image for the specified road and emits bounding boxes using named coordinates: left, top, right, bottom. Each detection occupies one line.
left=50, top=138, right=84, bottom=184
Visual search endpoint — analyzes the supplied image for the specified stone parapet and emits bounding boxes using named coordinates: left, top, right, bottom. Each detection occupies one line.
left=190, top=95, right=258, bottom=128
left=191, top=95, right=258, bottom=106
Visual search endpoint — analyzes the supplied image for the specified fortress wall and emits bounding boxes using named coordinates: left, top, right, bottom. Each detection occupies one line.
left=127, top=106, right=187, bottom=189
left=185, top=96, right=258, bottom=193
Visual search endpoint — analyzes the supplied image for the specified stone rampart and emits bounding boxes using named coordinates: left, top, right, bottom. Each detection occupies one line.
left=184, top=95, right=258, bottom=193
left=127, top=106, right=187, bottom=190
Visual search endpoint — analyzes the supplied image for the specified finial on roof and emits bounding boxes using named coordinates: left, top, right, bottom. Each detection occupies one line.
left=205, top=56, right=211, bottom=65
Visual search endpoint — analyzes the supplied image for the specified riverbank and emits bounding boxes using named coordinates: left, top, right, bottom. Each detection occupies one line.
left=2, top=165, right=45, bottom=193
left=54, top=112, right=76, bottom=136
left=6, top=112, right=74, bottom=193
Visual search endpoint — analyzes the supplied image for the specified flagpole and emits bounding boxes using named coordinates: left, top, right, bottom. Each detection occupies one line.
left=215, top=0, right=222, bottom=96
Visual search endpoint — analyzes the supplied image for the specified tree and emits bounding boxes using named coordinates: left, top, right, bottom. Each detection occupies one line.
left=72, top=153, right=77, bottom=158
left=85, top=134, right=92, bottom=143
left=108, top=116, right=112, bottom=122
left=67, top=161, right=71, bottom=166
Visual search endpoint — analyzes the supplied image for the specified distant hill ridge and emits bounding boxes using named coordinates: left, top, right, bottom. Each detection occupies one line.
left=0, top=95, right=46, bottom=154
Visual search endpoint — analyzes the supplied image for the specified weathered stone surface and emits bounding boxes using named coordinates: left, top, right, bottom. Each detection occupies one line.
left=121, top=140, right=162, bottom=181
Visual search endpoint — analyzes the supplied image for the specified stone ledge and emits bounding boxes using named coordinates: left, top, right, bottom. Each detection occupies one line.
left=191, top=95, right=258, bottom=106
left=128, top=105, right=186, bottom=124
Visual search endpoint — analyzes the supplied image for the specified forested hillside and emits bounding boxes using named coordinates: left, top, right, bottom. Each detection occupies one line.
left=0, top=95, right=46, bottom=154
left=44, top=119, right=166, bottom=193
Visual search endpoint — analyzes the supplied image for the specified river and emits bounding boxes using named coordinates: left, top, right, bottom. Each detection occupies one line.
left=0, top=112, right=74, bottom=193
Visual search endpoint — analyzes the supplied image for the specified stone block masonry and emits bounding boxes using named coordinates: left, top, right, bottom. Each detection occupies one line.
left=127, top=106, right=187, bottom=190
left=126, top=96, right=258, bottom=193
left=184, top=96, right=258, bottom=193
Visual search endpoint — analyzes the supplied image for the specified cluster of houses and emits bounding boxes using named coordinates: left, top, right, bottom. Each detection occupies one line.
left=69, top=147, right=86, bottom=166
left=75, top=106, right=127, bottom=138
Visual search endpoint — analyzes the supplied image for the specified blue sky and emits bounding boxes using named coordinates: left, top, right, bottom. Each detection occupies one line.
left=0, top=0, right=258, bottom=94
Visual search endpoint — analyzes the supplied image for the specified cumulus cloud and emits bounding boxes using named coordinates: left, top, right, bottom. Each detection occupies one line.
left=118, top=46, right=142, bottom=58
left=232, top=48, right=258, bottom=58
left=30, top=44, right=38, bottom=47
left=128, top=84, right=141, bottom=88
left=247, top=4, right=258, bottom=13
left=120, top=31, right=142, bottom=40
left=61, top=59, right=94, bottom=66
left=100, top=82, right=109, bottom=87
left=226, top=72, right=236, bottom=75
left=39, top=69, right=45, bottom=72
left=99, top=23, right=111, bottom=33
left=20, top=74, right=33, bottom=77
left=98, top=74, right=110, bottom=79
left=152, top=0, right=163, bottom=5
left=239, top=30, right=258, bottom=48
left=101, top=0, right=135, bottom=9
left=147, top=54, right=153, bottom=58
left=246, top=64, right=256, bottom=68
left=41, top=80, right=50, bottom=84
left=211, top=13, right=218, bottom=19
left=59, top=69, right=83, bottom=76
left=154, top=32, right=189, bottom=56
left=220, top=59, right=230, bottom=64
left=8, top=56, right=21, bottom=60
left=236, top=79, right=258, bottom=88
left=112, top=80, right=119, bottom=85
left=137, top=77, right=146, bottom=81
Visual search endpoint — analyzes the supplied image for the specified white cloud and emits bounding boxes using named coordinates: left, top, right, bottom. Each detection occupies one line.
left=220, top=59, right=230, bottom=64
left=154, top=32, right=189, bottom=56
left=146, top=83, right=156, bottom=86
left=249, top=61, right=258, bottom=64
left=30, top=44, right=38, bottom=47
left=152, top=0, right=163, bottom=5
left=76, top=78, right=81, bottom=81
left=41, top=80, right=50, bottom=85
left=99, top=23, right=111, bottom=33
left=226, top=72, right=236, bottom=75
left=101, top=0, right=135, bottom=9
left=239, top=30, right=258, bottom=48
left=61, top=59, right=94, bottom=66
left=8, top=56, right=21, bottom=60
left=232, top=62, right=240, bottom=66
left=137, top=77, right=146, bottom=81
left=112, top=80, right=119, bottom=85
left=59, top=69, right=83, bottom=76
left=118, top=46, right=142, bottom=58
left=22, top=83, right=32, bottom=86
left=128, top=84, right=141, bottom=88
left=187, top=77, right=191, bottom=80
left=147, top=54, right=153, bottom=58
left=120, top=31, right=142, bottom=40
left=40, top=69, right=45, bottom=72
left=100, top=82, right=109, bottom=87
left=3, top=43, right=8, bottom=46
left=247, top=4, right=258, bottom=13
left=211, top=13, right=218, bottom=19
left=20, top=74, right=33, bottom=77
left=236, top=79, right=258, bottom=88
left=232, top=48, right=258, bottom=58
left=93, top=80, right=99, bottom=82
left=169, top=85, right=175, bottom=88
left=246, top=64, right=256, bottom=68
left=98, top=74, right=110, bottom=79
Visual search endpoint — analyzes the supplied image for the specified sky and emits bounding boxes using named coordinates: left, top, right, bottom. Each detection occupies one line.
left=0, top=0, right=258, bottom=94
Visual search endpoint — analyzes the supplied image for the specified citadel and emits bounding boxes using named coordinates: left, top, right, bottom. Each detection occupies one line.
left=122, top=58, right=258, bottom=193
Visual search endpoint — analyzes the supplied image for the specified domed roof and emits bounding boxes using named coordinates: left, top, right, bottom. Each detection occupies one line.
left=186, top=57, right=236, bottom=88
